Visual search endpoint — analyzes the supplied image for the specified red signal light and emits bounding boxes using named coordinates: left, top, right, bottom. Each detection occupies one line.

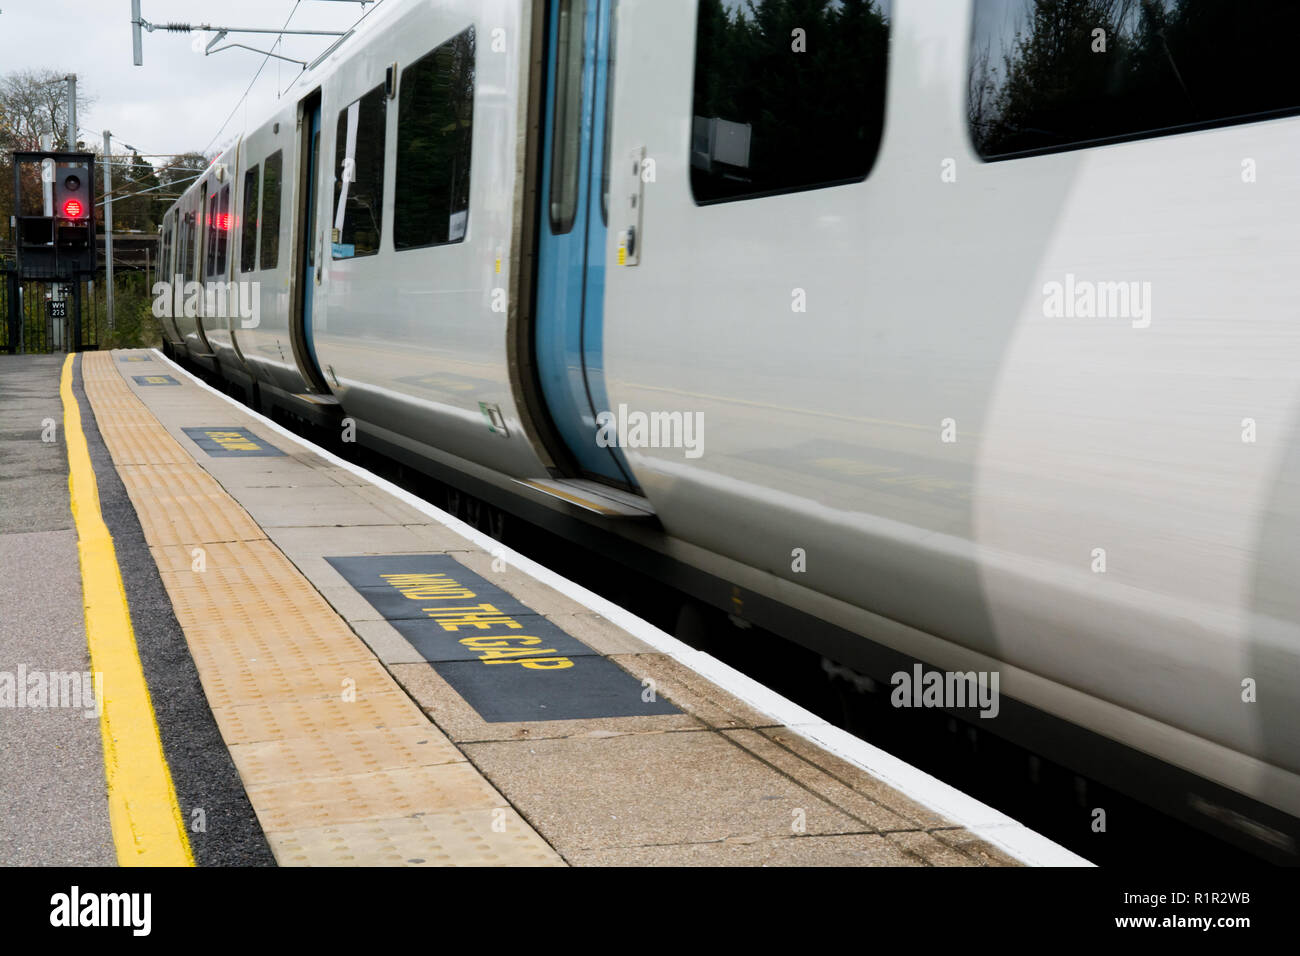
left=216, top=213, right=232, bottom=231
left=62, top=199, right=84, bottom=219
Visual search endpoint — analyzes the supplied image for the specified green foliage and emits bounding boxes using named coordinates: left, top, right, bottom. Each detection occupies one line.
left=93, top=272, right=164, bottom=350
left=110, top=151, right=163, bottom=234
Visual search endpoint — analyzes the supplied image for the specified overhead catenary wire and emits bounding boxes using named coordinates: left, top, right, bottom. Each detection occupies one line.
left=76, top=127, right=209, bottom=200
left=74, top=1, right=391, bottom=221
left=95, top=174, right=201, bottom=209
left=202, top=1, right=304, bottom=158
left=205, top=0, right=390, bottom=147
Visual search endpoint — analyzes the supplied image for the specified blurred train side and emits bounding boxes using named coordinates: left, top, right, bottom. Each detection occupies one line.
left=156, top=0, right=1300, bottom=856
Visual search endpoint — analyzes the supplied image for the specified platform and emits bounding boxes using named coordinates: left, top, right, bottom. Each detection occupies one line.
left=0, top=349, right=1085, bottom=867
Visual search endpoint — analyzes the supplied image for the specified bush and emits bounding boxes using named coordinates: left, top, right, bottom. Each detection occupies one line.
left=92, top=272, right=164, bottom=350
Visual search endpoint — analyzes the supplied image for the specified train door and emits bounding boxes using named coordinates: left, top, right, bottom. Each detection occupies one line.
left=534, top=0, right=633, bottom=486
left=159, top=211, right=183, bottom=346
left=291, top=94, right=330, bottom=392
left=191, top=180, right=215, bottom=357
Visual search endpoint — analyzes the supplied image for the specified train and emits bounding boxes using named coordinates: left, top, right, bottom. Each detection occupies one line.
left=154, top=0, right=1300, bottom=860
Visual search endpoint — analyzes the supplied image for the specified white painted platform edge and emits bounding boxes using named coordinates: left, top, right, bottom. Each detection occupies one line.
left=151, top=348, right=1092, bottom=867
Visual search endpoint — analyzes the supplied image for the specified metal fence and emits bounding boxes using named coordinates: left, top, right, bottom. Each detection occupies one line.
left=0, top=269, right=99, bottom=353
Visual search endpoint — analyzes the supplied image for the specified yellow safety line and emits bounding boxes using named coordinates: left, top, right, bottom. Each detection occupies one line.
left=61, top=354, right=194, bottom=867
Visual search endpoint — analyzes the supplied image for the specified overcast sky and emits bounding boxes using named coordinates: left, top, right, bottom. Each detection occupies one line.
left=0, top=0, right=373, bottom=160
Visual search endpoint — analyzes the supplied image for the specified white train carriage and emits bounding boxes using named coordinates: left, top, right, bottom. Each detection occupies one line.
left=157, top=0, right=1300, bottom=858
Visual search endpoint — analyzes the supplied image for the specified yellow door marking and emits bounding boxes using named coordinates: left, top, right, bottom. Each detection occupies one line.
left=519, top=480, right=623, bottom=516
left=61, top=355, right=194, bottom=867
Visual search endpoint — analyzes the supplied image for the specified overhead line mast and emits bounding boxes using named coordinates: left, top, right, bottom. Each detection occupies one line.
left=130, top=0, right=369, bottom=67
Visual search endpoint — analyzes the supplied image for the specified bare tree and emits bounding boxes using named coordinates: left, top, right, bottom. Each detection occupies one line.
left=0, top=68, right=94, bottom=151
left=0, top=69, right=96, bottom=247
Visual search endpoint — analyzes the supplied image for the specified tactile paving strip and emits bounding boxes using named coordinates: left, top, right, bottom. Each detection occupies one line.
left=267, top=808, right=565, bottom=867
left=95, top=423, right=194, bottom=465
left=211, top=692, right=431, bottom=746
left=245, top=763, right=503, bottom=832
left=228, top=725, right=465, bottom=784
left=81, top=352, right=565, bottom=866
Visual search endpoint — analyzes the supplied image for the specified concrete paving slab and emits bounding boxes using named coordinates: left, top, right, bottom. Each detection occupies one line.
left=352, top=484, right=444, bottom=524
left=266, top=523, right=472, bottom=557
left=236, top=484, right=405, bottom=528
left=461, top=731, right=869, bottom=853
left=306, top=463, right=374, bottom=487
left=886, top=830, right=982, bottom=866
left=723, top=729, right=917, bottom=832
left=930, top=826, right=1021, bottom=866
left=565, top=833, right=926, bottom=867
left=351, top=620, right=433, bottom=665
left=196, top=458, right=350, bottom=489
left=760, top=727, right=954, bottom=829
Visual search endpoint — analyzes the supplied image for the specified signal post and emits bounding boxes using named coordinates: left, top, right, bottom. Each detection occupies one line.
left=8, top=150, right=98, bottom=351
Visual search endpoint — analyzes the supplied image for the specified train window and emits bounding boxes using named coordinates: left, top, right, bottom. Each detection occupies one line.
left=260, top=151, right=283, bottom=271
left=690, top=0, right=890, bottom=204
left=970, top=0, right=1300, bottom=160
left=600, top=0, right=618, bottom=224
left=394, top=25, right=476, bottom=250
left=549, top=0, right=585, bottom=233
left=240, top=164, right=260, bottom=273
left=182, top=212, right=196, bottom=282
left=206, top=192, right=218, bottom=276
left=198, top=185, right=208, bottom=281
left=161, top=217, right=173, bottom=280
left=218, top=186, right=230, bottom=274
left=333, top=85, right=387, bottom=258
left=206, top=185, right=230, bottom=277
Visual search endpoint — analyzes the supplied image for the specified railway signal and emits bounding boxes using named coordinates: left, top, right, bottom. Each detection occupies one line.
left=10, top=150, right=97, bottom=279
left=54, top=163, right=90, bottom=221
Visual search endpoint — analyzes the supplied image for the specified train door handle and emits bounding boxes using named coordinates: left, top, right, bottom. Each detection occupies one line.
left=619, top=145, right=646, bottom=267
